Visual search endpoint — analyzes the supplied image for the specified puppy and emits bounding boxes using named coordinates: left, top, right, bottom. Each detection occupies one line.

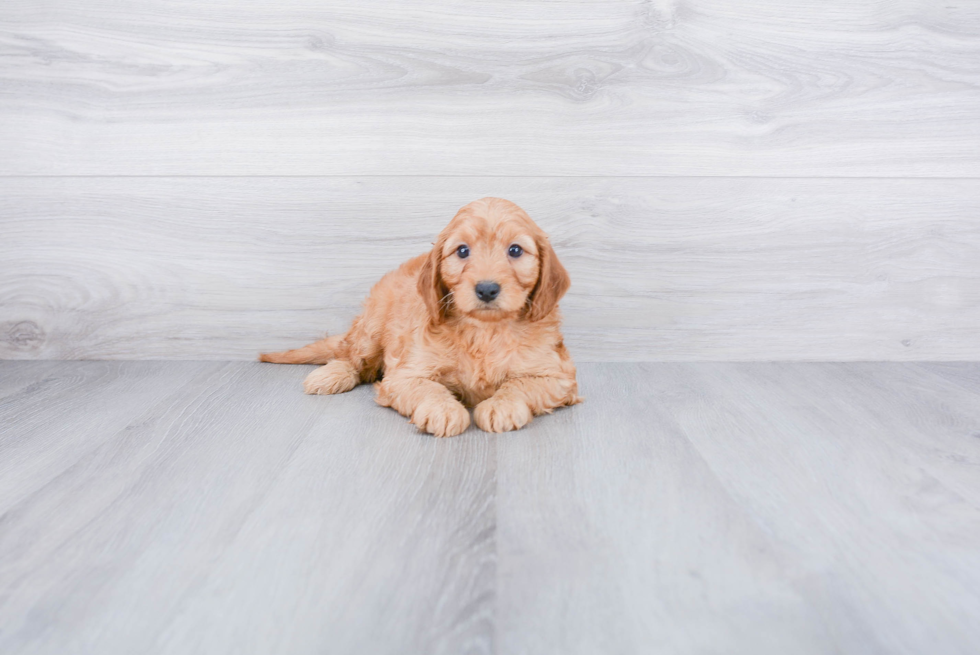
left=260, top=197, right=582, bottom=437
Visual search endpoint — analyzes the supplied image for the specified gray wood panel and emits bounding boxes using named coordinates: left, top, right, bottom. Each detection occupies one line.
left=496, top=364, right=831, bottom=654
left=912, top=362, right=980, bottom=396
left=0, top=362, right=494, bottom=655
left=1, top=1, right=979, bottom=176
left=0, top=361, right=216, bottom=514
left=0, top=361, right=60, bottom=400
left=2, top=177, right=978, bottom=361
left=496, top=362, right=980, bottom=655
left=642, top=362, right=980, bottom=655
left=2, top=361, right=979, bottom=653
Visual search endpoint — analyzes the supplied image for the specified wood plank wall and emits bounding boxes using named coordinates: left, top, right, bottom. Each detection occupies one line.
left=1, top=1, right=979, bottom=361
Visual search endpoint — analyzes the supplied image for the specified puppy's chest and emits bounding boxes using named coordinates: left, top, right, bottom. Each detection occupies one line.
left=442, top=333, right=525, bottom=405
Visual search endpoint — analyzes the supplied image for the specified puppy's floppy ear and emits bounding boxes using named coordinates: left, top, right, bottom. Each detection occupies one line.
left=526, top=235, right=571, bottom=322
left=417, top=241, right=451, bottom=323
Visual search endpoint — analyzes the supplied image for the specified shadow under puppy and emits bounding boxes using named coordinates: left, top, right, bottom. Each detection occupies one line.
left=260, top=197, right=582, bottom=437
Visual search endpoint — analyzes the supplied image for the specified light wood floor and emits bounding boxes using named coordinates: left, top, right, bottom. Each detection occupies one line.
left=1, top=361, right=979, bottom=654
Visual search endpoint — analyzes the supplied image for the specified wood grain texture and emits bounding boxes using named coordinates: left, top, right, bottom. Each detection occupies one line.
left=913, top=361, right=980, bottom=396
left=497, top=362, right=980, bottom=655
left=0, top=360, right=216, bottom=515
left=2, top=177, right=978, bottom=361
left=0, top=360, right=60, bottom=400
left=1, top=1, right=979, bottom=176
left=636, top=362, right=980, bottom=655
left=0, top=361, right=495, bottom=655
left=2, top=361, right=979, bottom=653
left=496, top=364, right=831, bottom=654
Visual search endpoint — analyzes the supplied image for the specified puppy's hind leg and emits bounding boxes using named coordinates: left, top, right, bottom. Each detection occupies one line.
left=300, top=316, right=383, bottom=395
left=304, top=359, right=360, bottom=395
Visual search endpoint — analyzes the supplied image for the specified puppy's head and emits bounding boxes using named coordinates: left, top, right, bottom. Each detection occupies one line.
left=418, top=198, right=570, bottom=324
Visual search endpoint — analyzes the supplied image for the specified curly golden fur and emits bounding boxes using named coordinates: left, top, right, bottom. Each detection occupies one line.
left=260, top=197, right=582, bottom=437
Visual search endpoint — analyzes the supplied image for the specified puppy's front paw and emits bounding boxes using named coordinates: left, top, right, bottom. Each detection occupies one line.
left=474, top=396, right=532, bottom=433
left=411, top=397, right=470, bottom=438
left=304, top=360, right=359, bottom=395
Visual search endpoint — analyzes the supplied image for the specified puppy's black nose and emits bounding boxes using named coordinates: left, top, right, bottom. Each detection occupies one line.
left=475, top=281, right=501, bottom=302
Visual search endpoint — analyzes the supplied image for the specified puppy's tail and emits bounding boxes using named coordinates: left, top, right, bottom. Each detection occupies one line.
left=259, top=334, right=345, bottom=365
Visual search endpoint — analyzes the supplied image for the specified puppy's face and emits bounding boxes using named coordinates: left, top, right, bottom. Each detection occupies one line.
left=438, top=214, right=539, bottom=321
left=419, top=198, right=570, bottom=324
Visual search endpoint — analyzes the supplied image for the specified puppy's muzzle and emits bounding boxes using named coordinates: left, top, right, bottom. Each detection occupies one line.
left=475, top=281, right=501, bottom=303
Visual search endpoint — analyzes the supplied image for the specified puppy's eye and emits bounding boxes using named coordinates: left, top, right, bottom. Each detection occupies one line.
left=508, top=244, right=523, bottom=258
left=456, top=245, right=470, bottom=259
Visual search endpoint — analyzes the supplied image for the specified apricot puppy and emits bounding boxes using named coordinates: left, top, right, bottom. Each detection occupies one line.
left=260, top=197, right=582, bottom=437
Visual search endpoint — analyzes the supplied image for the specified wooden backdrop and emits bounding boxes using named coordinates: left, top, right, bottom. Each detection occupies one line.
left=1, top=1, right=978, bottom=361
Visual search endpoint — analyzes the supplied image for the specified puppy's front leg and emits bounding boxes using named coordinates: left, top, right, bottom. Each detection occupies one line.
left=474, top=376, right=581, bottom=433
left=375, top=376, right=470, bottom=438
